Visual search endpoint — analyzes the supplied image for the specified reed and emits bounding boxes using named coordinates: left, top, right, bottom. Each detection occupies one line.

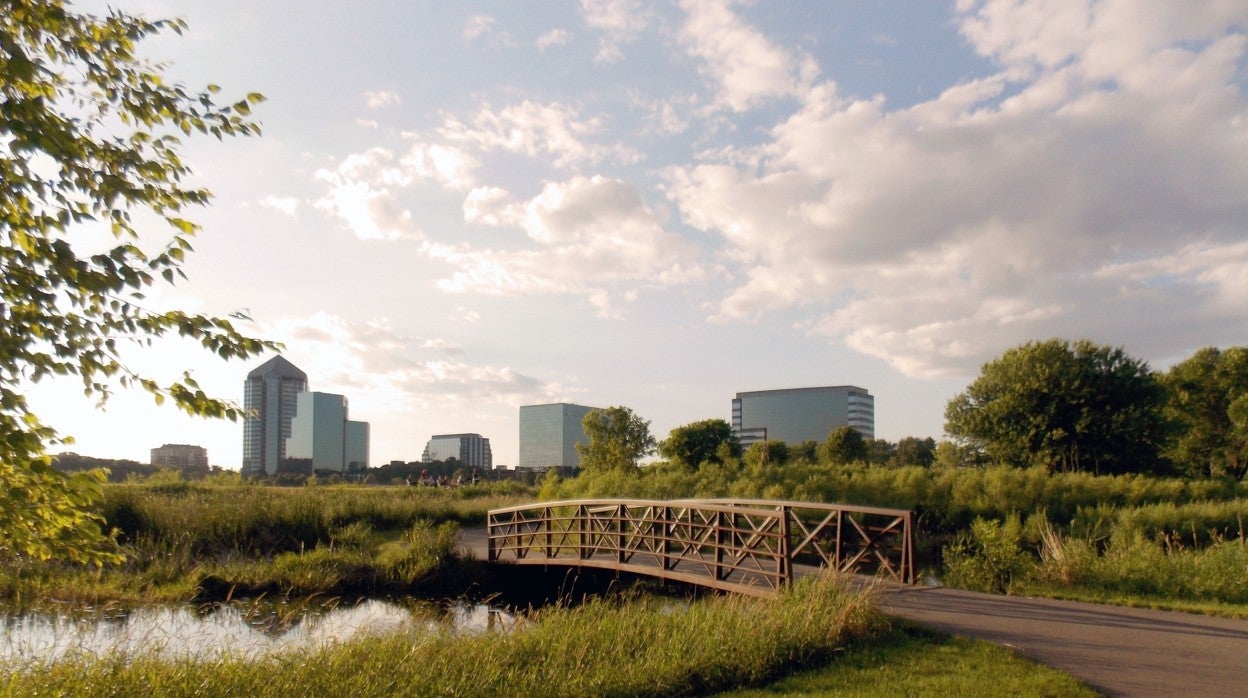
left=4, top=574, right=881, bottom=697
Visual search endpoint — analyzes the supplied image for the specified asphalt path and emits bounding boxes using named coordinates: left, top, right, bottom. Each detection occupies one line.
left=459, top=528, right=1248, bottom=697
left=874, top=584, right=1248, bottom=697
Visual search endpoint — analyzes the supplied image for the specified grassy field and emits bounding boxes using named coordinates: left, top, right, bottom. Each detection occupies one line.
left=0, top=480, right=535, bottom=611
left=0, top=575, right=1095, bottom=697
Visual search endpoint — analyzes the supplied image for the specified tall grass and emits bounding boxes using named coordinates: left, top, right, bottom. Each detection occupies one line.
left=0, top=482, right=532, bottom=610
left=3, top=574, right=880, bottom=697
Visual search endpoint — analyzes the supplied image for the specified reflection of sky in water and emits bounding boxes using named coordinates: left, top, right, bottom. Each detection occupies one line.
left=1, top=600, right=518, bottom=667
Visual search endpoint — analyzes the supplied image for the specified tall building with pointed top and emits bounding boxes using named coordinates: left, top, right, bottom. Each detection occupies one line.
left=242, top=356, right=308, bottom=476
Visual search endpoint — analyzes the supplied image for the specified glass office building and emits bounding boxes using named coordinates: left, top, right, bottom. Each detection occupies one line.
left=285, top=392, right=371, bottom=473
left=518, top=403, right=600, bottom=470
left=242, top=356, right=308, bottom=476
left=731, top=386, right=874, bottom=447
left=422, top=433, right=493, bottom=468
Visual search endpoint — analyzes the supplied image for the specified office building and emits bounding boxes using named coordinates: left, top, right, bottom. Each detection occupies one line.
left=150, top=443, right=208, bottom=469
left=731, top=386, right=874, bottom=448
left=242, top=356, right=308, bottom=476
left=518, top=403, right=600, bottom=470
left=422, top=433, right=493, bottom=469
left=285, top=391, right=370, bottom=473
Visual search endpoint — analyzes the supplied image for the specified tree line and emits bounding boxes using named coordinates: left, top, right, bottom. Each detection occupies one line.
left=578, top=341, right=1248, bottom=480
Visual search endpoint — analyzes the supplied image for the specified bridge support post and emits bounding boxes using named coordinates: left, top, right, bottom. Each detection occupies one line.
left=778, top=505, right=791, bottom=588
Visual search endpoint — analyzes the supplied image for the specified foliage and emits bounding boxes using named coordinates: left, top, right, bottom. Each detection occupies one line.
left=743, top=439, right=790, bottom=467
left=0, top=1, right=273, bottom=563
left=817, top=426, right=869, bottom=464
left=2, top=574, right=881, bottom=697
left=865, top=437, right=896, bottom=465
left=945, top=339, right=1171, bottom=474
left=0, top=482, right=532, bottom=609
left=895, top=437, right=937, bottom=467
left=942, top=515, right=1031, bottom=594
left=1161, top=346, right=1248, bottom=479
left=576, top=405, right=657, bottom=471
left=658, top=417, right=741, bottom=468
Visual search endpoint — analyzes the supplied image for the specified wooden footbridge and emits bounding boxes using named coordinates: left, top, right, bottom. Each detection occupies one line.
left=486, top=498, right=915, bottom=597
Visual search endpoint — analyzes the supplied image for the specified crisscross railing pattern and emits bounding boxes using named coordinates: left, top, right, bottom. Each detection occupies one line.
left=487, top=498, right=914, bottom=596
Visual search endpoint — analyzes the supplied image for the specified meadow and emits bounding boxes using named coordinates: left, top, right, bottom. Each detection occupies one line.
left=2, top=573, right=1092, bottom=697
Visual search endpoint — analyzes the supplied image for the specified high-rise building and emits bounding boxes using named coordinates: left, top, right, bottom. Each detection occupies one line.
left=150, top=443, right=208, bottom=470
left=242, top=356, right=308, bottom=476
left=285, top=391, right=370, bottom=473
left=731, top=386, right=874, bottom=448
left=345, top=421, right=370, bottom=472
left=422, top=433, right=493, bottom=469
left=518, top=403, right=600, bottom=470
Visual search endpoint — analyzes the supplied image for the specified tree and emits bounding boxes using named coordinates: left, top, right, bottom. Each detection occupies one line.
left=1, top=2, right=273, bottom=563
left=743, top=439, right=789, bottom=467
left=818, top=426, right=869, bottom=464
left=659, top=418, right=741, bottom=468
left=894, top=436, right=937, bottom=467
left=866, top=438, right=897, bottom=465
left=945, top=339, right=1170, bottom=474
left=577, top=406, right=657, bottom=471
left=1161, top=347, right=1248, bottom=479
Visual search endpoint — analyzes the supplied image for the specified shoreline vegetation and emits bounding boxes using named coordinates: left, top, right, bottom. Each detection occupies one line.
left=1, top=573, right=1095, bottom=697
left=3, top=462, right=1243, bottom=693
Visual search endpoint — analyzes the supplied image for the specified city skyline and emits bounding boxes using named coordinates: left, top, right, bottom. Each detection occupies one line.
left=23, top=1, right=1248, bottom=468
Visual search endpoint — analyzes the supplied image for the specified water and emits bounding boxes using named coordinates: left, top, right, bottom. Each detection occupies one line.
left=0, top=598, right=518, bottom=667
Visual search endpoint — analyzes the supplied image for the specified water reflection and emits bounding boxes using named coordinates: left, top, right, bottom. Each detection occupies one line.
left=1, top=598, right=518, bottom=666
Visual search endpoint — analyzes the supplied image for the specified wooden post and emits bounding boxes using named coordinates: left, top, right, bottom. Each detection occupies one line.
left=778, top=506, right=791, bottom=588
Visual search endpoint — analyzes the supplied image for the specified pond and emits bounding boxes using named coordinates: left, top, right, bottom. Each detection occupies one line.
left=1, top=597, right=519, bottom=667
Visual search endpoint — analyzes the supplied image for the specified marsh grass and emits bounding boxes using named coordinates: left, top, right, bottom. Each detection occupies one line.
left=4, top=574, right=882, bottom=697
left=0, top=483, right=529, bottom=611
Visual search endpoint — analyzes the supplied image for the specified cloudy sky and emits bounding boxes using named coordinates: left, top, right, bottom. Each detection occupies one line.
left=30, top=0, right=1248, bottom=468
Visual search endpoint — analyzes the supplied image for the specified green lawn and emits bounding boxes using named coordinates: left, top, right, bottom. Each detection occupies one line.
left=716, top=623, right=1100, bottom=698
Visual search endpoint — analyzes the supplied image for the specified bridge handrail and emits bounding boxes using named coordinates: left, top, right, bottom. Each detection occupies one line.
left=487, top=497, right=916, bottom=593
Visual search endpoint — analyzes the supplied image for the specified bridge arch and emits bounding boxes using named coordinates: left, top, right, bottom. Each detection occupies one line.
left=487, top=498, right=915, bottom=597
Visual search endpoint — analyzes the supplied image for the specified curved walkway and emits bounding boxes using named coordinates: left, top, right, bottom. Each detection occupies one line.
left=460, top=527, right=1248, bottom=697
left=875, top=584, right=1248, bottom=698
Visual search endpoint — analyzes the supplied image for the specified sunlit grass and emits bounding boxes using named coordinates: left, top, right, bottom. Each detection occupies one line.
left=4, top=574, right=883, bottom=697
left=714, top=623, right=1099, bottom=698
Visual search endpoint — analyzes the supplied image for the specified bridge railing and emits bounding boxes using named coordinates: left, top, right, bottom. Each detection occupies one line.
left=487, top=498, right=914, bottom=596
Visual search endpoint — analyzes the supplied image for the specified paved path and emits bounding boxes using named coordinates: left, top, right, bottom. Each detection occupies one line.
left=875, top=584, right=1248, bottom=697
left=460, top=527, right=1248, bottom=697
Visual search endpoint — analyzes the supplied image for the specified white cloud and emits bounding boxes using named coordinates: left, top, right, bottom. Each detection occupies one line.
left=262, top=313, right=545, bottom=410
left=580, top=0, right=650, bottom=64
left=399, top=142, right=479, bottom=191
left=676, top=0, right=817, bottom=111
left=667, top=1, right=1248, bottom=377
left=440, top=100, right=636, bottom=167
left=431, top=175, right=702, bottom=314
left=313, top=148, right=421, bottom=242
left=463, top=187, right=521, bottom=227
left=363, top=90, right=401, bottom=108
left=463, top=14, right=495, bottom=40
left=536, top=28, right=571, bottom=51
left=258, top=196, right=299, bottom=216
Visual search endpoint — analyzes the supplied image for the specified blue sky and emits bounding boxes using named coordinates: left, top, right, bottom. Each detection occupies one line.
left=30, top=1, right=1248, bottom=468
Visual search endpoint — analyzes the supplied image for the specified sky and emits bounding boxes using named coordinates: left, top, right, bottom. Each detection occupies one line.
left=27, top=0, right=1248, bottom=469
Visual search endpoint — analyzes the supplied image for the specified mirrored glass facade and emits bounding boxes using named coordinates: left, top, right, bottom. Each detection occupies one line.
left=518, top=403, right=599, bottom=470
left=731, top=386, right=874, bottom=447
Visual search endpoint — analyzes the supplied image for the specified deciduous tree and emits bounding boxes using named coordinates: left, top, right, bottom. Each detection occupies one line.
left=1161, top=347, right=1248, bottom=479
left=658, top=418, right=741, bottom=468
left=945, top=339, right=1170, bottom=474
left=1, top=1, right=274, bottom=563
left=818, top=426, right=869, bottom=464
left=577, top=406, right=657, bottom=471
left=895, top=436, right=937, bottom=467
